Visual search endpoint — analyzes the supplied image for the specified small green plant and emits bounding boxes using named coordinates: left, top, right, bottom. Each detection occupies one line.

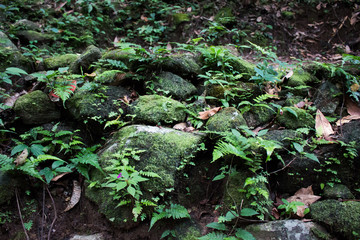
left=149, top=203, right=190, bottom=238
left=277, top=199, right=309, bottom=218
left=101, top=148, right=161, bottom=221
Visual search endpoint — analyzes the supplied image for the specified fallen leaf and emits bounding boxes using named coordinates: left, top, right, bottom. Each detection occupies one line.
left=64, top=180, right=81, bottom=212
left=294, top=98, right=313, bottom=109
left=272, top=207, right=280, bottom=220
left=85, top=72, right=96, bottom=78
left=286, top=186, right=321, bottom=218
left=173, top=122, right=187, bottom=131
left=140, top=15, right=148, bottom=22
left=350, top=12, right=359, bottom=25
left=198, top=107, right=221, bottom=120
left=51, top=172, right=71, bottom=182
left=14, top=148, right=28, bottom=166
left=166, top=42, right=172, bottom=51
left=284, top=70, right=294, bottom=79
left=336, top=115, right=360, bottom=126
left=336, top=97, right=360, bottom=126
left=265, top=83, right=281, bottom=98
left=315, top=109, right=335, bottom=141
left=187, top=7, right=192, bottom=12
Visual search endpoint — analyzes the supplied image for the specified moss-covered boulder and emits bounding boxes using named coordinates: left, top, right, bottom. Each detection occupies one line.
left=229, top=57, right=256, bottom=80
left=13, top=90, right=60, bottom=124
left=206, top=107, right=247, bottom=132
left=0, top=31, right=17, bottom=50
left=86, top=125, right=205, bottom=226
left=172, top=13, right=191, bottom=26
left=69, top=45, right=102, bottom=74
left=287, top=69, right=320, bottom=87
left=0, top=47, right=33, bottom=72
left=153, top=71, right=197, bottom=100
left=276, top=107, right=314, bottom=129
left=243, top=105, right=275, bottom=128
left=66, top=85, right=129, bottom=123
left=43, top=54, right=78, bottom=70
left=129, top=95, right=186, bottom=125
left=101, top=48, right=140, bottom=71
left=223, top=171, right=271, bottom=220
left=13, top=19, right=40, bottom=31
left=215, top=7, right=236, bottom=25
left=159, top=54, right=202, bottom=80
left=245, top=220, right=328, bottom=240
left=310, top=200, right=360, bottom=239
left=323, top=184, right=354, bottom=200
left=93, top=69, right=133, bottom=86
left=16, top=30, right=53, bottom=43
left=263, top=129, right=303, bottom=148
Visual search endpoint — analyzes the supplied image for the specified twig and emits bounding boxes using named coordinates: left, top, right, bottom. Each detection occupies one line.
left=41, top=183, right=45, bottom=240
left=46, top=186, right=57, bottom=240
left=15, top=188, right=30, bottom=240
left=268, top=157, right=297, bottom=175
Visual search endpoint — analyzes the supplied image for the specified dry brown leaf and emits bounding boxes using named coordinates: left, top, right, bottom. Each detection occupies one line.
left=336, top=115, right=360, bottom=126
left=85, top=72, right=96, bottom=78
left=272, top=207, right=280, bottom=220
left=14, top=148, right=28, bottom=166
left=166, top=42, right=172, bottom=51
left=284, top=70, right=294, bottom=79
left=198, top=107, right=221, bottom=120
left=286, top=186, right=321, bottom=218
left=294, top=98, right=313, bottom=109
left=336, top=98, right=360, bottom=126
left=140, top=15, right=148, bottom=22
left=265, top=83, right=281, bottom=99
left=187, top=7, right=192, bottom=12
left=51, top=172, right=70, bottom=182
left=350, top=12, right=360, bottom=25
left=173, top=122, right=187, bottom=131
left=315, top=109, right=335, bottom=141
left=64, top=180, right=81, bottom=212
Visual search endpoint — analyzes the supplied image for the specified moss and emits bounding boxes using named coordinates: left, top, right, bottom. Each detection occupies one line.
left=44, top=54, right=78, bottom=70
left=311, top=227, right=333, bottom=240
left=206, top=107, right=247, bottom=132
left=310, top=199, right=360, bottom=239
left=287, top=69, right=320, bottom=87
left=13, top=90, right=60, bottom=124
left=0, top=47, right=33, bottom=72
left=173, top=13, right=190, bottom=25
left=0, top=31, right=17, bottom=50
left=229, top=57, right=256, bottom=80
left=69, top=45, right=101, bottom=74
left=94, top=70, right=123, bottom=85
left=276, top=107, right=314, bottom=129
left=101, top=49, right=139, bottom=71
left=215, top=7, right=236, bottom=25
left=154, top=71, right=197, bottom=99
left=323, top=184, right=354, bottom=199
left=17, top=30, right=54, bottom=42
left=160, top=53, right=202, bottom=79
left=243, top=105, right=276, bottom=128
left=281, top=11, right=295, bottom=19
left=130, top=95, right=186, bottom=125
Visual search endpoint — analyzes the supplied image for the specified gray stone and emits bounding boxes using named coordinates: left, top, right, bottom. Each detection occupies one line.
left=13, top=19, right=41, bottom=31
left=44, top=54, right=78, bottom=70
left=68, top=233, right=104, bottom=240
left=313, top=81, right=341, bottom=115
left=160, top=53, right=202, bottom=79
left=153, top=71, right=197, bottom=99
left=0, top=31, right=17, bottom=50
left=69, top=45, right=102, bottom=74
left=13, top=90, right=60, bottom=125
left=245, top=220, right=328, bottom=240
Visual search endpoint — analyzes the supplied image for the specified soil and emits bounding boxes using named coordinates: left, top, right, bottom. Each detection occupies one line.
left=1, top=1, right=360, bottom=239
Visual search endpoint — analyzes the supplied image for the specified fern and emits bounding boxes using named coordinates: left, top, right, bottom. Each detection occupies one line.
left=254, top=94, right=276, bottom=103
left=0, top=154, right=15, bottom=172
left=149, top=203, right=190, bottom=230
left=69, top=149, right=103, bottom=179
left=198, top=232, right=227, bottom=240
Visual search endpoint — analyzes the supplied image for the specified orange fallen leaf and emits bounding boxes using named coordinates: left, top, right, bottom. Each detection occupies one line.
left=315, top=109, right=335, bottom=141
left=198, top=107, right=221, bottom=120
left=141, top=15, right=148, bottom=22
left=265, top=83, right=281, bottom=99
left=51, top=172, right=71, bottom=182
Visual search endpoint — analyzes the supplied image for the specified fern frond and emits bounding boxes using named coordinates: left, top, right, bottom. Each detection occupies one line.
left=139, top=171, right=161, bottom=179
left=254, top=94, right=276, bottom=103
left=0, top=154, right=15, bottom=171
left=166, top=203, right=190, bottom=219
left=54, top=130, right=73, bottom=138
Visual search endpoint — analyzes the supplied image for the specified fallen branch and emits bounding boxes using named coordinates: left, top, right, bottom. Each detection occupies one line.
left=15, top=188, right=30, bottom=240
left=46, top=186, right=57, bottom=240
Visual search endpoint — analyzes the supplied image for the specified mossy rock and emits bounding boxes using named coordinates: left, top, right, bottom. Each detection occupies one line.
left=0, top=47, right=33, bottom=72
left=263, top=129, right=303, bottom=148
left=86, top=125, right=205, bottom=226
left=313, top=81, right=341, bottom=115
left=93, top=70, right=132, bottom=86
left=153, top=71, right=197, bottom=100
left=243, top=105, right=275, bottom=128
left=215, top=7, right=236, bottom=25
left=286, top=69, right=320, bottom=87
left=276, top=107, right=314, bottom=129
left=310, top=200, right=360, bottom=239
left=13, top=90, right=60, bottom=125
left=0, top=31, right=17, bottom=50
left=69, top=45, right=102, bottom=74
left=172, top=13, right=191, bottom=26
left=101, top=48, right=140, bottom=71
left=323, top=184, right=354, bottom=200
left=159, top=53, right=202, bottom=80
left=129, top=95, right=186, bottom=125
left=228, top=57, right=256, bottom=80
left=17, top=30, right=54, bottom=43
left=43, top=54, right=78, bottom=70
left=66, top=85, right=129, bottom=122
left=13, top=19, right=40, bottom=31
left=206, top=107, right=247, bottom=132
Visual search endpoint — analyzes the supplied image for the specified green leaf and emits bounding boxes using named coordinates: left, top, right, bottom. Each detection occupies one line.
left=39, top=167, right=54, bottom=183
left=293, top=142, right=303, bottom=153
left=198, top=232, right=227, bottom=240
left=283, top=107, right=298, bottom=118
left=235, top=228, right=256, bottom=240
left=52, top=160, right=64, bottom=169
left=127, top=186, right=136, bottom=197
left=5, top=67, right=28, bottom=76
left=30, top=144, right=45, bottom=157
left=304, top=153, right=319, bottom=163
left=213, top=174, right=225, bottom=181
left=240, top=208, right=258, bottom=217
left=116, top=181, right=127, bottom=191
left=206, top=222, right=227, bottom=231
left=11, top=144, right=27, bottom=156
